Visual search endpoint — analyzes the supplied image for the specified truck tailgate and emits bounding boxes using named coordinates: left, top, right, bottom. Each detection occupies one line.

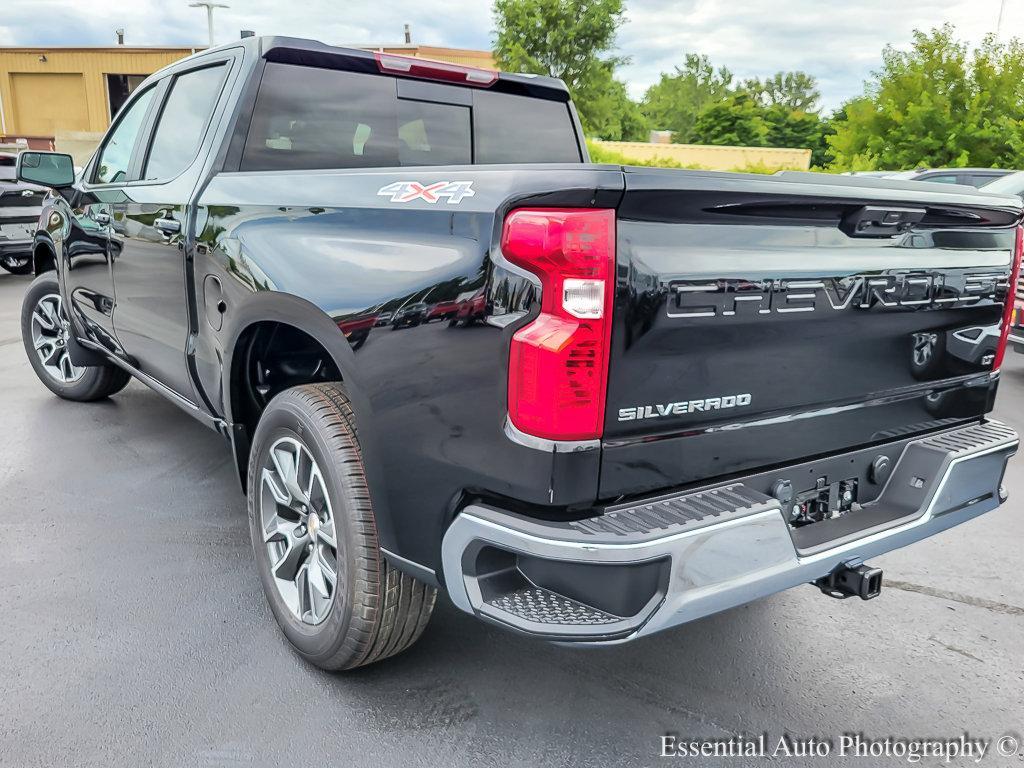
left=601, top=169, right=1021, bottom=499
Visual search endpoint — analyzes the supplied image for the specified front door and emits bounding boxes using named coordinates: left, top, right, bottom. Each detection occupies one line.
left=110, top=62, right=229, bottom=401
left=64, top=85, right=157, bottom=354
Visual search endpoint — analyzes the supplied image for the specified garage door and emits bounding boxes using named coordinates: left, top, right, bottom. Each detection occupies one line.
left=10, top=73, right=89, bottom=135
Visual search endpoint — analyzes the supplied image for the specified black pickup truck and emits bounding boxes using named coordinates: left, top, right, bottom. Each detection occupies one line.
left=17, top=36, right=1022, bottom=671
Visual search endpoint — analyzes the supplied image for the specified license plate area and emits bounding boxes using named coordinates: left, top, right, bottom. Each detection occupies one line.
left=0, top=222, right=34, bottom=241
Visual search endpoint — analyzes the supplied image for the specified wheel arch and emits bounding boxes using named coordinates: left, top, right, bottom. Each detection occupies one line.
left=32, top=235, right=57, bottom=275
left=220, top=292, right=394, bottom=551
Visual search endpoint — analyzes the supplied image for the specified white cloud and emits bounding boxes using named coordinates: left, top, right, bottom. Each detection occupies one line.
left=616, top=0, right=1024, bottom=109
left=2, top=0, right=1021, bottom=111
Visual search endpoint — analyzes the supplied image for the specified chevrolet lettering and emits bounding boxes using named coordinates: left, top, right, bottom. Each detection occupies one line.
left=669, top=271, right=1007, bottom=319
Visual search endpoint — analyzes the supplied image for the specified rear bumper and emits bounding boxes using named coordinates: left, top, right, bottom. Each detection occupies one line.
left=441, top=420, right=1018, bottom=643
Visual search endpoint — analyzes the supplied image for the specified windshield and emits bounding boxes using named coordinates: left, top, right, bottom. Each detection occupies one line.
left=0, top=154, right=16, bottom=181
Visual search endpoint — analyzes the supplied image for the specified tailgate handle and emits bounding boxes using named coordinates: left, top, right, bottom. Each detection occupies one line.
left=841, top=205, right=925, bottom=238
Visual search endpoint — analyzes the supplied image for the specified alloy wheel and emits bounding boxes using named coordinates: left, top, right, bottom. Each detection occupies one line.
left=30, top=293, right=85, bottom=383
left=259, top=436, right=339, bottom=625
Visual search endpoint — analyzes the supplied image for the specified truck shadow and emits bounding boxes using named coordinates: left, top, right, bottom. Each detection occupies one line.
left=336, top=595, right=789, bottom=739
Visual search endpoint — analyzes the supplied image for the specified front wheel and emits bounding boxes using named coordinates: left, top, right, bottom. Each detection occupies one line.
left=20, top=272, right=131, bottom=401
left=247, top=382, right=436, bottom=670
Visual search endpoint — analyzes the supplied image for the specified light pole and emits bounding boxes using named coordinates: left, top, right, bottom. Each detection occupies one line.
left=189, top=2, right=229, bottom=47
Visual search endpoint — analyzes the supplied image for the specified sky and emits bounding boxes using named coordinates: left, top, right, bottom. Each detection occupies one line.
left=3, top=0, right=1023, bottom=111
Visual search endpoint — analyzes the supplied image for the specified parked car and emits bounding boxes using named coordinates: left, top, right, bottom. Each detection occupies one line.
left=0, top=153, right=45, bottom=274
left=335, top=312, right=376, bottom=350
left=888, top=167, right=1017, bottom=187
left=840, top=170, right=898, bottom=178
left=391, top=301, right=428, bottom=329
left=425, top=299, right=458, bottom=322
left=977, top=173, right=1024, bottom=355
left=16, top=36, right=1021, bottom=672
left=978, top=171, right=1024, bottom=200
left=448, top=288, right=486, bottom=327
left=374, top=310, right=393, bottom=326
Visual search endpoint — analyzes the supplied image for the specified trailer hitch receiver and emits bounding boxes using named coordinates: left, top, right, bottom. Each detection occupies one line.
left=815, top=559, right=883, bottom=601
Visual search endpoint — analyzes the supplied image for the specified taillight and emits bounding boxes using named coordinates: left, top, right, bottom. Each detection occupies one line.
left=374, top=52, right=498, bottom=87
left=503, top=208, right=616, bottom=441
left=994, top=224, right=1024, bottom=371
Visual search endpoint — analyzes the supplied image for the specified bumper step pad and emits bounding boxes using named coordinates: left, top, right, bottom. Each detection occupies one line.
left=570, top=483, right=773, bottom=538
left=918, top=420, right=1018, bottom=456
left=488, top=587, right=622, bottom=626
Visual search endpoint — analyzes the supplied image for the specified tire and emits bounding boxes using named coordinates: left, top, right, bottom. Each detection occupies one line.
left=247, top=382, right=436, bottom=670
left=21, top=272, right=132, bottom=401
left=448, top=317, right=460, bottom=328
left=1, top=256, right=33, bottom=275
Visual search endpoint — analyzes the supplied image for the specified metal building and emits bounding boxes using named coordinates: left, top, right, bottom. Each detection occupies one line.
left=0, top=46, right=202, bottom=142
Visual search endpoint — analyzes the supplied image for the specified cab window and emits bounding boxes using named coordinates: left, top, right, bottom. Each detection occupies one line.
left=93, top=87, right=155, bottom=185
left=143, top=64, right=227, bottom=181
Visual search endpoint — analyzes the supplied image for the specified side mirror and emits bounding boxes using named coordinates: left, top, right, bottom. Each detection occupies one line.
left=16, top=151, right=76, bottom=189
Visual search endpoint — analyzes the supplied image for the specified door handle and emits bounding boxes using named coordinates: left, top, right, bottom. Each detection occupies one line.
left=154, top=218, right=181, bottom=235
left=94, top=212, right=111, bottom=225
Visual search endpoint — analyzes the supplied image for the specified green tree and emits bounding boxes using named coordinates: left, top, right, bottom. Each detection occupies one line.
left=573, top=61, right=649, bottom=140
left=691, top=93, right=770, bottom=146
left=762, top=104, right=831, bottom=164
left=640, top=54, right=734, bottom=142
left=959, top=34, right=1024, bottom=166
left=743, top=71, right=821, bottom=112
left=492, top=0, right=637, bottom=137
left=828, top=25, right=1024, bottom=170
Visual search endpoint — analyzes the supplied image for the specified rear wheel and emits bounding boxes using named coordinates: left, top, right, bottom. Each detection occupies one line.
left=20, top=273, right=131, bottom=401
left=247, top=382, right=435, bottom=670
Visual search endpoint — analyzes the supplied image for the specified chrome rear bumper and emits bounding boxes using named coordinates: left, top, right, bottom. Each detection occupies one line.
left=441, top=421, right=1018, bottom=642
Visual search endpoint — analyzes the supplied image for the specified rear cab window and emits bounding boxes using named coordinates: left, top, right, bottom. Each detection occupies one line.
left=240, top=63, right=581, bottom=171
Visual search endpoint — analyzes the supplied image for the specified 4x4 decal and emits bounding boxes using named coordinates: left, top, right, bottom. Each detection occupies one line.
left=377, top=180, right=475, bottom=204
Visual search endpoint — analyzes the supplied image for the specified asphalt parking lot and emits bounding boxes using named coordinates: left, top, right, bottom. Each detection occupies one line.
left=1, top=269, right=1022, bottom=768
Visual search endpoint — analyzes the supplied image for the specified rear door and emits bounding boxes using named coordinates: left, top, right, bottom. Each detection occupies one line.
left=601, top=169, right=1019, bottom=498
left=110, top=57, right=232, bottom=400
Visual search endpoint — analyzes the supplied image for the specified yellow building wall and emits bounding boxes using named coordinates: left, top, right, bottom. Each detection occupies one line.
left=590, top=140, right=812, bottom=172
left=0, top=48, right=198, bottom=136
left=374, top=46, right=497, bottom=70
